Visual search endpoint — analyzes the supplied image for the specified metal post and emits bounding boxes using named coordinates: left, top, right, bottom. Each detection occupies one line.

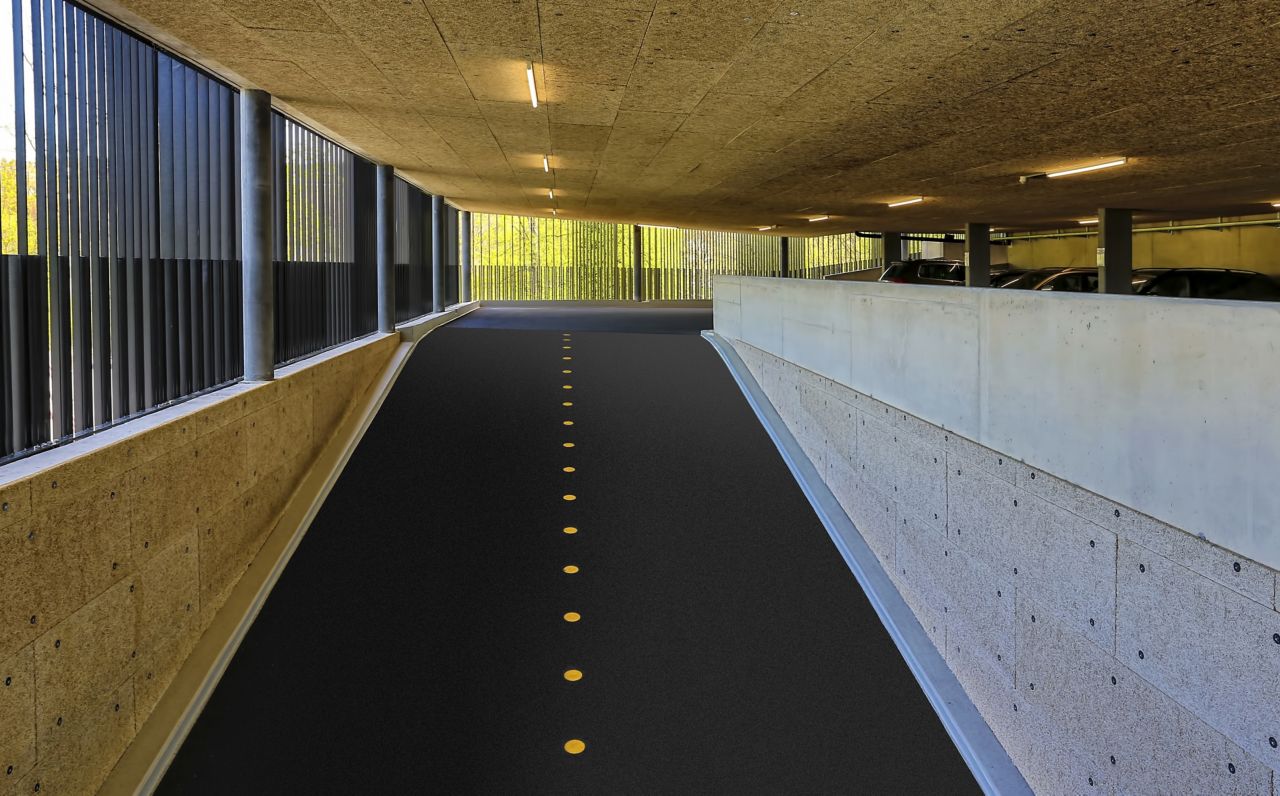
left=459, top=210, right=472, bottom=303
left=881, top=232, right=901, bottom=268
left=964, top=222, right=991, bottom=287
left=779, top=236, right=789, bottom=278
left=632, top=224, right=642, bottom=302
left=239, top=89, right=273, bottom=381
left=375, top=164, right=395, bottom=331
left=1097, top=208, right=1133, bottom=294
left=431, top=195, right=445, bottom=312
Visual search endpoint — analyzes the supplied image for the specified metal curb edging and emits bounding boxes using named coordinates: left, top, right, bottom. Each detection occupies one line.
left=700, top=329, right=1032, bottom=796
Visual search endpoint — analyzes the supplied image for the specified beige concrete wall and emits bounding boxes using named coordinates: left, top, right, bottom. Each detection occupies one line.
left=732, top=340, right=1280, bottom=794
left=1006, top=219, right=1280, bottom=275
left=0, top=333, right=398, bottom=796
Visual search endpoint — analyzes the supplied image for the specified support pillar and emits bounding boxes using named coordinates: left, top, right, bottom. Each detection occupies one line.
left=631, top=225, right=643, bottom=302
left=459, top=210, right=472, bottom=303
left=964, top=222, right=991, bottom=287
left=375, top=165, right=395, bottom=332
left=1097, top=208, right=1133, bottom=294
left=431, top=195, right=445, bottom=313
left=239, top=89, right=274, bottom=381
left=780, top=237, right=789, bottom=278
left=881, top=232, right=901, bottom=269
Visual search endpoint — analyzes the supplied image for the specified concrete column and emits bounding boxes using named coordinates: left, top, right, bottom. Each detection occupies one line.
left=964, top=222, right=991, bottom=287
left=881, top=232, right=902, bottom=268
left=780, top=236, right=789, bottom=278
left=431, top=195, right=445, bottom=313
left=631, top=225, right=643, bottom=302
left=459, top=210, right=472, bottom=303
left=1097, top=208, right=1133, bottom=294
left=239, top=89, right=274, bottom=382
left=375, top=165, right=395, bottom=332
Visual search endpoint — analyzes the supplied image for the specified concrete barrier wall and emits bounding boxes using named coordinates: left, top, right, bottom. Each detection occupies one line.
left=0, top=332, right=399, bottom=795
left=714, top=275, right=1280, bottom=572
left=727, top=338, right=1279, bottom=794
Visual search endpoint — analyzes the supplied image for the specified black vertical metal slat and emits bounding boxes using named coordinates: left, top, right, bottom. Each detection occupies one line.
left=26, top=0, right=49, bottom=446
left=184, top=66, right=201, bottom=390
left=68, top=5, right=91, bottom=433
left=107, top=26, right=125, bottom=419
left=47, top=0, right=71, bottom=439
left=89, top=15, right=109, bottom=425
left=140, top=43, right=157, bottom=407
left=271, top=113, right=284, bottom=363
left=7, top=0, right=29, bottom=454
left=173, top=60, right=189, bottom=396
left=124, top=33, right=142, bottom=415
left=209, top=83, right=223, bottom=385
left=219, top=86, right=234, bottom=381
left=156, top=53, right=178, bottom=402
left=198, top=75, right=211, bottom=386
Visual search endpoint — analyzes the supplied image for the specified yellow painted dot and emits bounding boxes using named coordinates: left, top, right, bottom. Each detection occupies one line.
left=563, top=442, right=575, bottom=448
left=562, top=401, right=573, bottom=407
left=563, top=466, right=575, bottom=473
left=563, top=612, right=581, bottom=623
left=562, top=369, right=572, bottom=374
left=562, top=385, right=573, bottom=390
left=563, top=669, right=583, bottom=682
left=563, top=420, right=574, bottom=426
left=562, top=356, right=572, bottom=361
left=563, top=494, right=576, bottom=502
left=563, top=565, right=579, bottom=574
left=563, top=526, right=578, bottom=535
left=564, top=739, right=586, bottom=755
left=563, top=346, right=571, bottom=350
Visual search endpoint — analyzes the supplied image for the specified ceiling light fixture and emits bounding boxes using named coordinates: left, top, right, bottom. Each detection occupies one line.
left=1078, top=218, right=1099, bottom=225
left=547, top=189, right=554, bottom=200
left=1272, top=202, right=1280, bottom=208
left=526, top=60, right=538, bottom=108
left=808, top=215, right=830, bottom=222
left=757, top=225, right=776, bottom=231
left=887, top=197, right=923, bottom=208
left=1021, top=158, right=1127, bottom=184
left=543, top=155, right=550, bottom=172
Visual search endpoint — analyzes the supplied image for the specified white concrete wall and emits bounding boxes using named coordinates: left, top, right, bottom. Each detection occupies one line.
left=714, top=276, right=1280, bottom=571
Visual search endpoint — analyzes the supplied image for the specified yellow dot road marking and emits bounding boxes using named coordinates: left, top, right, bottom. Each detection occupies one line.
left=562, top=369, right=572, bottom=374
left=563, top=565, right=579, bottom=573
left=563, top=420, right=574, bottom=426
left=563, top=494, right=576, bottom=501
left=562, top=385, right=573, bottom=390
left=563, top=612, right=581, bottom=623
left=564, top=739, right=586, bottom=755
left=563, top=466, right=575, bottom=472
left=563, top=442, right=575, bottom=448
left=562, top=401, right=573, bottom=407
left=563, top=526, right=578, bottom=535
left=562, top=356, right=572, bottom=361
left=563, top=669, right=583, bottom=682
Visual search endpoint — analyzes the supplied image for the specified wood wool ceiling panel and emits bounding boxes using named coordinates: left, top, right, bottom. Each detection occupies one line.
left=86, top=0, right=1280, bottom=232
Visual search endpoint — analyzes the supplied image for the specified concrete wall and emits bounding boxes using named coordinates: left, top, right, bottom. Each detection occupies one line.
left=726, top=338, right=1280, bottom=795
left=714, top=276, right=1280, bottom=573
left=1005, top=219, right=1280, bottom=275
left=0, top=333, right=399, bottom=795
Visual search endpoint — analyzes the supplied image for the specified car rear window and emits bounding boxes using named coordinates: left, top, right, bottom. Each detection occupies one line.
left=917, top=261, right=960, bottom=280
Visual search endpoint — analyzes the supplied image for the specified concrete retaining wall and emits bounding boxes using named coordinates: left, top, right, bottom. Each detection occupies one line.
left=729, top=338, right=1279, bottom=795
left=0, top=332, right=399, bottom=795
left=714, top=275, right=1280, bottom=572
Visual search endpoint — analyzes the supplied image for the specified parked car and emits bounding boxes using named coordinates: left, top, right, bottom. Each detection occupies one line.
left=1134, top=268, right=1280, bottom=302
left=880, top=258, right=1018, bottom=286
left=996, top=267, right=1098, bottom=292
left=1130, top=268, right=1171, bottom=292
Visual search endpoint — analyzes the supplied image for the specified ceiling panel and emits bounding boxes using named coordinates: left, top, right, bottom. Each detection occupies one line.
left=87, top=0, right=1280, bottom=232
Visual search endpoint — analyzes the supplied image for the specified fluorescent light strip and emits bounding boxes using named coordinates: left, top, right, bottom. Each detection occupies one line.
left=757, top=225, right=776, bottom=231
left=1046, top=158, right=1126, bottom=178
left=808, top=215, right=830, bottom=222
left=1273, top=203, right=1280, bottom=208
left=547, top=189, right=554, bottom=200
left=1078, top=218, right=1099, bottom=225
left=887, top=197, right=923, bottom=208
left=526, top=61, right=538, bottom=108
left=543, top=155, right=550, bottom=172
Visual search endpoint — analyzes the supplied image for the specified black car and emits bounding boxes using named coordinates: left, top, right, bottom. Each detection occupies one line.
left=1135, top=268, right=1280, bottom=302
left=996, top=267, right=1098, bottom=292
left=880, top=258, right=1017, bottom=286
left=1131, top=268, right=1171, bottom=292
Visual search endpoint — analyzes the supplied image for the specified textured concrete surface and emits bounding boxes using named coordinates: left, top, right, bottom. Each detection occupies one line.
left=730, top=337, right=1280, bottom=794
left=0, top=332, right=400, bottom=796
left=717, top=275, right=1280, bottom=572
